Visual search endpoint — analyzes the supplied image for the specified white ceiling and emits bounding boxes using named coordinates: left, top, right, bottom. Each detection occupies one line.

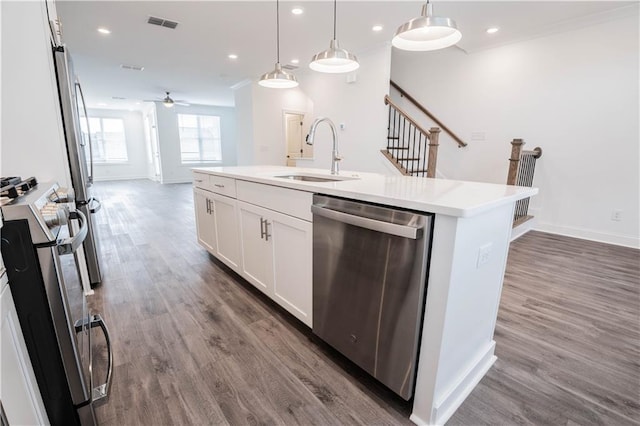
left=55, top=1, right=634, bottom=110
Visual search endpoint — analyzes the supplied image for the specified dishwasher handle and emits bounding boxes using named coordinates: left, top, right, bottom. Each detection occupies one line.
left=311, top=205, right=423, bottom=240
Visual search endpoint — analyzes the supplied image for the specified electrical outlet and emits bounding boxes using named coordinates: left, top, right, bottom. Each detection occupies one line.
left=611, top=209, right=623, bottom=222
left=477, top=243, right=493, bottom=268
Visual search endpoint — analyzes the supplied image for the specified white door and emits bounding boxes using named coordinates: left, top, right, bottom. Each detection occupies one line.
left=238, top=201, right=273, bottom=295
left=212, top=193, right=241, bottom=272
left=271, top=211, right=313, bottom=327
left=193, top=188, right=217, bottom=254
left=285, top=113, right=304, bottom=166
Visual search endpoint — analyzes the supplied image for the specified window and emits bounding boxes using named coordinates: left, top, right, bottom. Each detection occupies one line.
left=178, top=114, right=222, bottom=163
left=81, top=117, right=128, bottom=162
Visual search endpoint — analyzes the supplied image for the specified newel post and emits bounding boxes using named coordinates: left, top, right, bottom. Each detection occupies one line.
left=427, top=127, right=441, bottom=179
left=507, top=138, right=525, bottom=185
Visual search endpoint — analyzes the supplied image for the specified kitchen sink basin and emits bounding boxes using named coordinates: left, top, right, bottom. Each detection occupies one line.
left=274, top=174, right=357, bottom=183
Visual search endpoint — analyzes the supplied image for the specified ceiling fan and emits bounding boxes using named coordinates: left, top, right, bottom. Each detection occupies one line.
left=145, top=91, right=190, bottom=108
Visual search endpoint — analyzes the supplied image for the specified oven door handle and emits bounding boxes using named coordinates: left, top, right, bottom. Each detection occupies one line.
left=311, top=205, right=423, bottom=239
left=74, top=313, right=113, bottom=405
left=57, top=209, right=88, bottom=255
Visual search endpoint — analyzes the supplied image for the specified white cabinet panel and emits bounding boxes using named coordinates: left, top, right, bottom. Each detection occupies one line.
left=212, top=194, right=241, bottom=272
left=238, top=202, right=273, bottom=295
left=1, top=280, right=48, bottom=425
left=271, top=212, right=313, bottom=326
left=194, top=188, right=217, bottom=254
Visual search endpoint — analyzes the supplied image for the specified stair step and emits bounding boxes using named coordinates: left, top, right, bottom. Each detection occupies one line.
left=410, top=170, right=429, bottom=174
left=387, top=136, right=400, bottom=140
left=386, top=146, right=409, bottom=150
left=396, top=157, right=419, bottom=161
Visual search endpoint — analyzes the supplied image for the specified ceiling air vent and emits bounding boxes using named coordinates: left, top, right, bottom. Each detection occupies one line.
left=120, top=64, right=144, bottom=71
left=147, top=16, right=179, bottom=29
left=282, top=64, right=298, bottom=71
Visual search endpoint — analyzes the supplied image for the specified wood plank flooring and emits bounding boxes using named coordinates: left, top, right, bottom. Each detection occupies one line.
left=79, top=179, right=638, bottom=425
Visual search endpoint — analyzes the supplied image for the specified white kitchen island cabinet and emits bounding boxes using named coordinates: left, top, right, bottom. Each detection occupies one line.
left=211, top=193, right=241, bottom=271
left=192, top=166, right=537, bottom=426
left=237, top=198, right=312, bottom=326
left=193, top=187, right=217, bottom=255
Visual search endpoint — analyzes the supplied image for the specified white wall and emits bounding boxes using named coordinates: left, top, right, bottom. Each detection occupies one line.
left=234, top=81, right=312, bottom=166
left=233, top=44, right=394, bottom=174
left=235, top=83, right=255, bottom=165
left=87, top=108, right=148, bottom=181
left=297, top=44, right=393, bottom=174
left=155, top=103, right=236, bottom=183
left=0, top=0, right=71, bottom=187
left=391, top=10, right=639, bottom=248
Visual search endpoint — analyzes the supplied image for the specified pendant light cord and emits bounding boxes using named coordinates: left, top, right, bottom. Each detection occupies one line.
left=276, top=0, right=280, bottom=63
left=333, top=0, right=337, bottom=40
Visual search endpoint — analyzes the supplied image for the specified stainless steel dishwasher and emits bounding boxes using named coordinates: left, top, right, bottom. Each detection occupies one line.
left=311, top=195, right=433, bottom=400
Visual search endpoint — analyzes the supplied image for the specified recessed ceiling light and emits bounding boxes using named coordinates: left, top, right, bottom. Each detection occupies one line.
left=291, top=59, right=299, bottom=64
left=291, top=7, right=303, bottom=15
left=486, top=27, right=499, bottom=34
left=97, top=102, right=107, bottom=106
left=372, top=25, right=383, bottom=32
left=228, top=54, right=238, bottom=59
left=97, top=27, right=111, bottom=34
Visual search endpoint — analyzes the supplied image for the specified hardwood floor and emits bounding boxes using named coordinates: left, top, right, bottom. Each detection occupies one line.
left=82, top=179, right=639, bottom=425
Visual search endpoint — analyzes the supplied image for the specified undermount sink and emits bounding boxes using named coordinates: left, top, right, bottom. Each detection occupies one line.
left=273, top=174, right=358, bottom=183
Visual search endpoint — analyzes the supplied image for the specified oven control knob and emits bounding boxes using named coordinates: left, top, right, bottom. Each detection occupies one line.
left=41, top=205, right=69, bottom=228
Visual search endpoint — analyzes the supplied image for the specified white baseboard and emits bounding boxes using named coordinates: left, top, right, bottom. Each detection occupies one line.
left=535, top=222, right=639, bottom=249
left=410, top=342, right=497, bottom=426
left=511, top=216, right=537, bottom=241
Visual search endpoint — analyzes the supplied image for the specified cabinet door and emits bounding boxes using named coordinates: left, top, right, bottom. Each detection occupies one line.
left=194, top=189, right=217, bottom=255
left=238, top=202, right=273, bottom=295
left=271, top=211, right=313, bottom=327
left=1, top=283, right=48, bottom=425
left=212, top=194, right=241, bottom=272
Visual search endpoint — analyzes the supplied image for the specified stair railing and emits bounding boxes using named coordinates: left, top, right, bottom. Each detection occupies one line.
left=507, top=138, right=543, bottom=226
left=383, top=95, right=440, bottom=178
left=390, top=80, right=467, bottom=148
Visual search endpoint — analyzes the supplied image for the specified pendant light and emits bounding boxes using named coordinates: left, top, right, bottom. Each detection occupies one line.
left=259, top=0, right=298, bottom=89
left=309, top=0, right=359, bottom=74
left=392, top=0, right=462, bottom=52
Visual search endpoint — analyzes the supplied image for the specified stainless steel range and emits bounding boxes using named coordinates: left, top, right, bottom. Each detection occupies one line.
left=0, top=182, right=112, bottom=425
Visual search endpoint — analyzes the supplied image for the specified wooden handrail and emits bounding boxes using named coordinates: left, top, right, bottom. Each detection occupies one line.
left=384, top=95, right=432, bottom=138
left=390, top=80, right=468, bottom=148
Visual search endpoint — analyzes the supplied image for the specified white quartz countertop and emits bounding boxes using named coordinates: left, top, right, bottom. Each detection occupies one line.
left=192, top=166, right=538, bottom=218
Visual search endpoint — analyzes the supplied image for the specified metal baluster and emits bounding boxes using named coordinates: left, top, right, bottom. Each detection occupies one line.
left=416, top=132, right=422, bottom=177
left=401, top=116, right=407, bottom=169
left=387, top=104, right=392, bottom=143
left=422, top=134, right=428, bottom=177
left=411, top=126, right=417, bottom=175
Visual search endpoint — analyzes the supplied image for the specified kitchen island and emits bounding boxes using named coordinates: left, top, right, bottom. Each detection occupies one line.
left=192, top=166, right=537, bottom=426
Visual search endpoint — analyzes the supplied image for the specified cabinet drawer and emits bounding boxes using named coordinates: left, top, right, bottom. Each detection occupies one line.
left=210, top=175, right=237, bottom=198
left=237, top=181, right=312, bottom=222
left=193, top=172, right=210, bottom=190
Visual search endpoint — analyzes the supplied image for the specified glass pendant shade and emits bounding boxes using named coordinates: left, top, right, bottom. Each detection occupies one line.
left=392, top=2, right=462, bottom=51
left=309, top=39, right=359, bottom=73
left=259, top=63, right=299, bottom=88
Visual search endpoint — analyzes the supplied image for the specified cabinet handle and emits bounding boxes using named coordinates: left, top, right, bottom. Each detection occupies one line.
left=214, top=183, right=225, bottom=188
left=260, top=218, right=266, bottom=239
left=195, top=179, right=203, bottom=183
left=264, top=220, right=271, bottom=241
left=206, top=198, right=209, bottom=214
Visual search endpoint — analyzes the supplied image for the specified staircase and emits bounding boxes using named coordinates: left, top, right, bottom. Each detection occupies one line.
left=507, top=139, right=543, bottom=227
left=382, top=81, right=467, bottom=178
left=382, top=95, right=441, bottom=178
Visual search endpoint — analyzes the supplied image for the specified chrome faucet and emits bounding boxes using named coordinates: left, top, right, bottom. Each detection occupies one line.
left=306, top=117, right=342, bottom=175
